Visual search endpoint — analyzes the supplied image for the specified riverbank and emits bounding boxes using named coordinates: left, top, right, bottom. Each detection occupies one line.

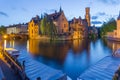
left=78, top=56, right=120, bottom=80
left=30, top=35, right=86, bottom=41
left=107, top=37, right=120, bottom=42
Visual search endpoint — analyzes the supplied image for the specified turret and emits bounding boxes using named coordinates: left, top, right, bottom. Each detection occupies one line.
left=117, top=11, right=120, bottom=20
left=59, top=6, right=63, bottom=12
left=117, top=11, right=120, bottom=30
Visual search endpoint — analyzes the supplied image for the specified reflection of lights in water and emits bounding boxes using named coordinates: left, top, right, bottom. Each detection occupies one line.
left=10, top=40, right=15, bottom=48
left=4, top=40, right=7, bottom=49
left=27, top=40, right=29, bottom=52
left=73, top=39, right=81, bottom=48
left=113, top=43, right=115, bottom=51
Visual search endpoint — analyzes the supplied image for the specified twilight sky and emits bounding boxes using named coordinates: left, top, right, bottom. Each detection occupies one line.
left=0, top=0, right=120, bottom=27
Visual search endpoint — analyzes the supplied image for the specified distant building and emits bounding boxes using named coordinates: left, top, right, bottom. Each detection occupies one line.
left=69, top=17, right=88, bottom=39
left=88, top=25, right=98, bottom=38
left=46, top=7, right=69, bottom=35
left=107, top=12, right=120, bottom=39
left=85, top=7, right=91, bottom=27
left=28, top=7, right=69, bottom=39
left=28, top=15, right=41, bottom=39
left=6, top=23, right=28, bottom=34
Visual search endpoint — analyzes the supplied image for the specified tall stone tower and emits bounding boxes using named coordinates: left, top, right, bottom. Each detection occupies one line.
left=85, top=7, right=91, bottom=27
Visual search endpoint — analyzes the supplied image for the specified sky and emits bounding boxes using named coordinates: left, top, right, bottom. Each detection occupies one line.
left=0, top=0, right=120, bottom=27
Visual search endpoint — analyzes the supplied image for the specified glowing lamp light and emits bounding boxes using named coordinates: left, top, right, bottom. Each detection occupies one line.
left=3, top=35, right=8, bottom=39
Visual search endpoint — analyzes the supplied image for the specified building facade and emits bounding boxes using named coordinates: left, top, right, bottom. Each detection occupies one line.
left=6, top=24, right=28, bottom=34
left=88, top=25, right=98, bottom=38
left=28, top=8, right=69, bottom=39
left=69, top=17, right=88, bottom=39
left=47, top=8, right=69, bottom=35
left=28, top=15, right=41, bottom=39
left=107, top=12, right=120, bottom=38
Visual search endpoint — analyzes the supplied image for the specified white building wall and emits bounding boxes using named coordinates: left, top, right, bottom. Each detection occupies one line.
left=6, top=24, right=28, bottom=34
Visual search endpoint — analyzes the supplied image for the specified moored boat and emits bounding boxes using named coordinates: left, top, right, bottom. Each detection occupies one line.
left=5, top=48, right=20, bottom=58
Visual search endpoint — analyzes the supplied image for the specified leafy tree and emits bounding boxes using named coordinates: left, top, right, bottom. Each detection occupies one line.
left=0, top=25, right=6, bottom=35
left=100, top=18, right=116, bottom=37
left=49, top=20, right=57, bottom=39
left=40, top=17, right=47, bottom=35
left=40, top=15, right=57, bottom=39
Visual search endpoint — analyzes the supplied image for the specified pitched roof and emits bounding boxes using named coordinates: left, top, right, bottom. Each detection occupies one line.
left=69, top=17, right=83, bottom=24
left=47, top=11, right=62, bottom=21
left=31, top=15, right=41, bottom=24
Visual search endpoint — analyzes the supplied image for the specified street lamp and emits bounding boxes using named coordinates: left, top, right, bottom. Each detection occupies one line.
left=3, top=35, right=8, bottom=39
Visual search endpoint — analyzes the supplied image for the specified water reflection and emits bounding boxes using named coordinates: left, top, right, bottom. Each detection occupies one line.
left=4, top=39, right=114, bottom=80
left=4, top=40, right=7, bottom=48
left=28, top=40, right=71, bottom=63
left=27, top=39, right=112, bottom=79
left=28, top=39, right=91, bottom=62
left=106, top=39, right=120, bottom=52
left=10, top=40, right=15, bottom=48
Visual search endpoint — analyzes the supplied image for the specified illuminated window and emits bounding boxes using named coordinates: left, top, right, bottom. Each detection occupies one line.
left=32, top=30, right=33, bottom=34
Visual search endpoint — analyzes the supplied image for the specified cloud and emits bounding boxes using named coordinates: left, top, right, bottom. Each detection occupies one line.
left=0, top=12, right=9, bottom=17
left=92, top=21, right=102, bottom=24
left=98, top=0, right=120, bottom=5
left=92, top=16, right=98, bottom=20
left=97, top=12, right=106, bottom=16
left=91, top=12, right=106, bottom=20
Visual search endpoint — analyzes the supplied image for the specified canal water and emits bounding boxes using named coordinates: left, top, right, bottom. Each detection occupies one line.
left=4, top=38, right=119, bottom=80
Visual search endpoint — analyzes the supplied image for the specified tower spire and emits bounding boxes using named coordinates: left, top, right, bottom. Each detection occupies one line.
left=117, top=11, right=120, bottom=20
left=119, top=11, right=120, bottom=16
left=59, top=6, right=62, bottom=12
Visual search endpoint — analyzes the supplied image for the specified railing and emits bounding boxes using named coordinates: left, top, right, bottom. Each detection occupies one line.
left=1, top=50, right=28, bottom=80
left=3, top=50, right=22, bottom=70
